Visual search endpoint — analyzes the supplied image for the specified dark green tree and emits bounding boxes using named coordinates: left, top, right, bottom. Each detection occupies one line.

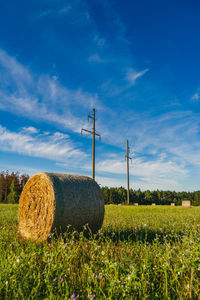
left=7, top=179, right=19, bottom=204
left=193, top=191, right=200, bottom=206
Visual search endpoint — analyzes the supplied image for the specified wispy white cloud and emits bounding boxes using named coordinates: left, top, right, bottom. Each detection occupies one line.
left=21, top=126, right=39, bottom=134
left=88, top=54, right=104, bottom=63
left=125, top=68, right=149, bottom=85
left=36, top=5, right=71, bottom=19
left=0, top=125, right=86, bottom=162
left=0, top=49, right=32, bottom=94
left=95, top=174, right=184, bottom=191
left=55, top=150, right=187, bottom=190
left=191, top=92, right=199, bottom=101
left=0, top=48, right=102, bottom=133
left=92, top=108, right=200, bottom=187
left=96, top=156, right=186, bottom=177
left=100, top=66, right=150, bottom=97
left=93, top=34, right=105, bottom=47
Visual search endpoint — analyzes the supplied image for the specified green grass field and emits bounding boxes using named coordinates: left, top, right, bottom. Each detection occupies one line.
left=0, top=204, right=200, bottom=299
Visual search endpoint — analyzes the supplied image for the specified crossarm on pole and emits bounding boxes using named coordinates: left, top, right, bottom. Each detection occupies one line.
left=81, top=128, right=101, bottom=141
left=81, top=128, right=93, bottom=135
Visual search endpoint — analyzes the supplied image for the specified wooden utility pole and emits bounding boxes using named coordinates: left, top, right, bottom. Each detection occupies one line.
left=92, top=108, right=95, bottom=179
left=81, top=108, right=101, bottom=180
left=125, top=140, right=132, bottom=205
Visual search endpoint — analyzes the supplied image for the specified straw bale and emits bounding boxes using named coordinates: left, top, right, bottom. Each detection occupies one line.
left=152, top=203, right=156, bottom=206
left=171, top=203, right=175, bottom=206
left=18, top=172, right=104, bottom=241
left=133, top=203, right=139, bottom=206
left=182, top=200, right=191, bottom=208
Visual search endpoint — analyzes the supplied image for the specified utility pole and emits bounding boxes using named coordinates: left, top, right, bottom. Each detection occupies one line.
left=81, top=108, right=101, bottom=180
left=125, top=139, right=132, bottom=205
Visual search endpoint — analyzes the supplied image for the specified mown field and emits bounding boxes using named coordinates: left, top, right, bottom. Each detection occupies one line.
left=0, top=204, right=200, bottom=299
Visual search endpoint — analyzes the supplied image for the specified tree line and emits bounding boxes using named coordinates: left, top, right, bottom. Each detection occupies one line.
left=0, top=172, right=200, bottom=206
left=101, top=187, right=200, bottom=206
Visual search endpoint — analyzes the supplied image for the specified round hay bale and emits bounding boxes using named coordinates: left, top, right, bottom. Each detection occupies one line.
left=18, top=172, right=104, bottom=241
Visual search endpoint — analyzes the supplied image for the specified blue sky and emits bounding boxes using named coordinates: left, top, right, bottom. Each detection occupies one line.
left=0, top=0, right=200, bottom=191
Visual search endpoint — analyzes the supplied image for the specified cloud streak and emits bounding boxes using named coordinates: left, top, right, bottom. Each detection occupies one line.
left=0, top=125, right=86, bottom=162
left=94, top=153, right=187, bottom=190
left=0, top=49, right=102, bottom=133
left=37, top=6, right=71, bottom=19
left=191, top=92, right=199, bottom=101
left=125, top=68, right=149, bottom=85
left=88, top=54, right=105, bottom=63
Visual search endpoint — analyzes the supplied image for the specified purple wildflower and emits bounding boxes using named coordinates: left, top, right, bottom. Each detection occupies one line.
left=87, top=295, right=95, bottom=300
left=69, top=293, right=79, bottom=300
left=60, top=277, right=64, bottom=282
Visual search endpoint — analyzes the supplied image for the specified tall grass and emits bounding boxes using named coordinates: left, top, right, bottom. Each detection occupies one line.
left=0, top=204, right=200, bottom=299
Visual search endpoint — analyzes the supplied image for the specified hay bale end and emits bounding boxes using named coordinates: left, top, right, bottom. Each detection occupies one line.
left=182, top=200, right=191, bottom=208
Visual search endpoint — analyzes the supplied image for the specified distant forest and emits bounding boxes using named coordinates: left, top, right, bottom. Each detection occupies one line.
left=0, top=172, right=200, bottom=206
left=0, top=171, right=29, bottom=204
left=101, top=187, right=200, bottom=206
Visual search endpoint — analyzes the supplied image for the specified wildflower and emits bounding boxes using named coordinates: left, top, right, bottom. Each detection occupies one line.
left=5, top=281, right=8, bottom=285
left=68, top=293, right=79, bottom=300
left=16, top=258, right=20, bottom=263
left=57, top=282, right=60, bottom=285
left=99, top=274, right=105, bottom=280
left=53, top=278, right=57, bottom=282
left=60, top=277, right=64, bottom=282
left=129, top=265, right=134, bottom=269
left=88, top=276, right=91, bottom=279
left=177, top=272, right=180, bottom=276
left=87, top=295, right=95, bottom=300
